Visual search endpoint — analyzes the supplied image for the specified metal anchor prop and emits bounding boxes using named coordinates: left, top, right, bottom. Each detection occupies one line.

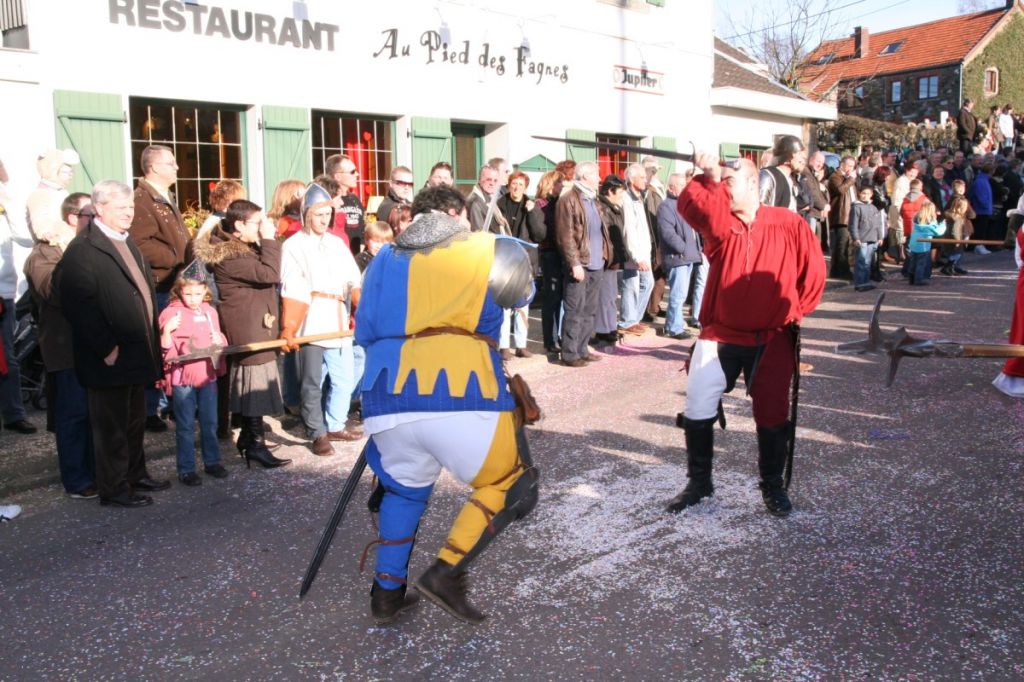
left=164, top=330, right=354, bottom=367
left=837, top=292, right=1024, bottom=386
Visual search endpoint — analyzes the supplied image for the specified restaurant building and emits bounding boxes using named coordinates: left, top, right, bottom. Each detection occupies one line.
left=0, top=0, right=831, bottom=212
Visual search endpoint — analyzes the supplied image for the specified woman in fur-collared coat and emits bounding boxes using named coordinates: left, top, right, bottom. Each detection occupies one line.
left=192, top=199, right=289, bottom=469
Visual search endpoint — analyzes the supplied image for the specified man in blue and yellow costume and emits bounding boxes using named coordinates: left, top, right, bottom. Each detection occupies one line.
left=356, top=186, right=538, bottom=625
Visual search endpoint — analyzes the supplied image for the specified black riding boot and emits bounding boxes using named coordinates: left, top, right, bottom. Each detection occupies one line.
left=240, top=417, right=291, bottom=469
left=757, top=423, right=793, bottom=517
left=666, top=416, right=716, bottom=513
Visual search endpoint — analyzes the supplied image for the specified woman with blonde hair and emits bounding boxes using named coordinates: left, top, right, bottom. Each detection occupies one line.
left=269, top=179, right=305, bottom=239
left=906, top=201, right=946, bottom=285
left=196, top=179, right=246, bottom=241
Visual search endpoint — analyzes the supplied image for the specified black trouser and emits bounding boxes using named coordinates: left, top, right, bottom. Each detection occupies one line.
left=539, top=250, right=564, bottom=349
left=959, top=138, right=973, bottom=155
left=561, top=269, right=602, bottom=361
left=87, top=384, right=149, bottom=499
left=830, top=226, right=852, bottom=279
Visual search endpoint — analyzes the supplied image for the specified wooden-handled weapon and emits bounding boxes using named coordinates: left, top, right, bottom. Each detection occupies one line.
left=837, top=292, right=1023, bottom=386
left=165, top=330, right=354, bottom=366
left=918, top=238, right=1005, bottom=246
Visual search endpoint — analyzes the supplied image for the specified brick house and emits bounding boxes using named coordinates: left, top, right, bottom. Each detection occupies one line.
left=797, top=0, right=1024, bottom=125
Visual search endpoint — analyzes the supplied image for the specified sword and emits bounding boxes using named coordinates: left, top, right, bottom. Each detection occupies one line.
left=165, top=330, right=354, bottom=366
left=299, top=447, right=368, bottom=599
left=531, top=136, right=743, bottom=169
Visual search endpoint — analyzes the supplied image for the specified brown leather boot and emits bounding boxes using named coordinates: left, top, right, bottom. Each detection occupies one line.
left=416, top=560, right=486, bottom=623
left=370, top=582, right=420, bottom=625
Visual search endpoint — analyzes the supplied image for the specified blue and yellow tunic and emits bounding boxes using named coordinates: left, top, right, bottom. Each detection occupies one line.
left=355, top=231, right=515, bottom=416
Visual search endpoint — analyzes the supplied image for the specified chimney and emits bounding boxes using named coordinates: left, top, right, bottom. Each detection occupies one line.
left=854, top=26, right=869, bottom=59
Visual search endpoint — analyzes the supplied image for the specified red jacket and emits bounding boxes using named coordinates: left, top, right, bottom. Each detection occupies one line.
left=678, top=176, right=825, bottom=346
left=900, top=192, right=929, bottom=237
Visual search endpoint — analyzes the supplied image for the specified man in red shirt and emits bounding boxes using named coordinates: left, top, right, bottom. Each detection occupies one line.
left=670, top=152, right=825, bottom=517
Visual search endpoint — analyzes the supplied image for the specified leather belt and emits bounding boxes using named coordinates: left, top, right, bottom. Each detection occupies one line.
left=404, top=326, right=498, bottom=350
left=311, top=291, right=345, bottom=301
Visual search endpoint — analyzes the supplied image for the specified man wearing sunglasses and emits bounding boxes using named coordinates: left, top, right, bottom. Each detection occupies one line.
left=375, top=166, right=414, bottom=228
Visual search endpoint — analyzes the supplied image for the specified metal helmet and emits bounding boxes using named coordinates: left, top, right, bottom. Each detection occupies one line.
left=301, top=182, right=335, bottom=228
left=772, top=135, right=806, bottom=161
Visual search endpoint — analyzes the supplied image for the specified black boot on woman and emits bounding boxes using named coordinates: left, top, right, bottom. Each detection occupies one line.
left=240, top=417, right=291, bottom=469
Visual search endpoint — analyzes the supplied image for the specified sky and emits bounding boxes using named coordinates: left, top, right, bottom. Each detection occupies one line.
left=715, top=0, right=1006, bottom=43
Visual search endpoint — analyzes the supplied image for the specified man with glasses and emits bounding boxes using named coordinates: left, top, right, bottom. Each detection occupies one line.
left=325, top=154, right=365, bottom=255
left=375, top=166, right=414, bottom=227
left=24, top=193, right=97, bottom=499
left=57, top=180, right=169, bottom=508
left=131, top=144, right=191, bottom=432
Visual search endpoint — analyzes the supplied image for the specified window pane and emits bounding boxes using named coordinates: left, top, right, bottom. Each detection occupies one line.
left=454, top=133, right=478, bottom=181
left=323, top=117, right=340, bottom=149
left=312, top=114, right=324, bottom=148
left=176, top=142, right=198, bottom=178
left=178, top=179, right=200, bottom=212
left=197, top=109, right=218, bottom=143
left=222, top=145, right=242, bottom=179
left=130, top=141, right=149, bottom=178
left=129, top=103, right=149, bottom=140
left=146, top=103, right=173, bottom=142
left=219, top=110, right=240, bottom=144
left=198, top=144, right=220, bottom=178
left=342, top=117, right=358, bottom=149
left=175, top=107, right=198, bottom=143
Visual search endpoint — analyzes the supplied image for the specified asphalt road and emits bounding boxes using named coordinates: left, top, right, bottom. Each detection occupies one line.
left=1, top=250, right=1022, bottom=681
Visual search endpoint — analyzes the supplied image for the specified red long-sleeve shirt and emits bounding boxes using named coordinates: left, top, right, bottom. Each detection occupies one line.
left=679, top=175, right=825, bottom=346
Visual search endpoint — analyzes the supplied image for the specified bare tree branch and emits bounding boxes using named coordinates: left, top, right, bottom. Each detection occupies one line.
left=724, top=0, right=840, bottom=89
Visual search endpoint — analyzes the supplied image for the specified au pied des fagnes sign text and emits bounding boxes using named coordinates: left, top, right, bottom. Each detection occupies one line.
left=613, top=65, right=665, bottom=96
left=373, top=28, right=570, bottom=85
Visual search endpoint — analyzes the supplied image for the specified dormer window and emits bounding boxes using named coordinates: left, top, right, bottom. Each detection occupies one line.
left=879, top=41, right=903, bottom=55
left=815, top=52, right=836, bottom=65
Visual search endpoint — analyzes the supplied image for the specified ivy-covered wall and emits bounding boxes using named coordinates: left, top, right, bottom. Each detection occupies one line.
left=964, top=11, right=1024, bottom=114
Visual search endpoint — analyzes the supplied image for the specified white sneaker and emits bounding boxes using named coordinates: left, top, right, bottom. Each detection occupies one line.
left=0, top=504, right=22, bottom=522
left=975, top=245, right=990, bottom=254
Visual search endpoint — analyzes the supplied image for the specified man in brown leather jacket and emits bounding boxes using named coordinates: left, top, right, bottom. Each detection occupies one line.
left=555, top=161, right=611, bottom=367
left=131, top=144, right=191, bottom=431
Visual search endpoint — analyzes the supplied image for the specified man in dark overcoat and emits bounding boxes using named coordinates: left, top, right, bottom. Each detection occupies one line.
left=56, top=180, right=169, bottom=508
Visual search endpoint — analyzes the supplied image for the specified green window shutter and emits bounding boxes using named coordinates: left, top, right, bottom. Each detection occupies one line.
left=261, top=105, right=311, bottom=203
left=411, top=117, right=452, bottom=189
left=652, top=136, right=676, bottom=184
left=719, top=142, right=740, bottom=160
left=565, top=129, right=596, bottom=162
left=53, top=90, right=126, bottom=193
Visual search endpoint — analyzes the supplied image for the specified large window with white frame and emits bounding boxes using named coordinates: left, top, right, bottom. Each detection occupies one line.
left=311, top=111, right=395, bottom=205
left=129, top=98, right=245, bottom=212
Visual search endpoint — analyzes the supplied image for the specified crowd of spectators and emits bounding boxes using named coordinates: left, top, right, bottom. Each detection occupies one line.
left=5, top=123, right=1022, bottom=515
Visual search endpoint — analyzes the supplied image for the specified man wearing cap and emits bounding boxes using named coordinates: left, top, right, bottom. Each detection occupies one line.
left=759, top=135, right=808, bottom=212
left=279, top=183, right=363, bottom=455
left=131, top=144, right=191, bottom=432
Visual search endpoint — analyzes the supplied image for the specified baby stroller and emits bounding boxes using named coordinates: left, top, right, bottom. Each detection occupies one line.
left=13, top=293, right=46, bottom=411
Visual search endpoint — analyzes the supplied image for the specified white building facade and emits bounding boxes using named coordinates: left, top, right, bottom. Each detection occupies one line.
left=1, top=0, right=724, bottom=210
